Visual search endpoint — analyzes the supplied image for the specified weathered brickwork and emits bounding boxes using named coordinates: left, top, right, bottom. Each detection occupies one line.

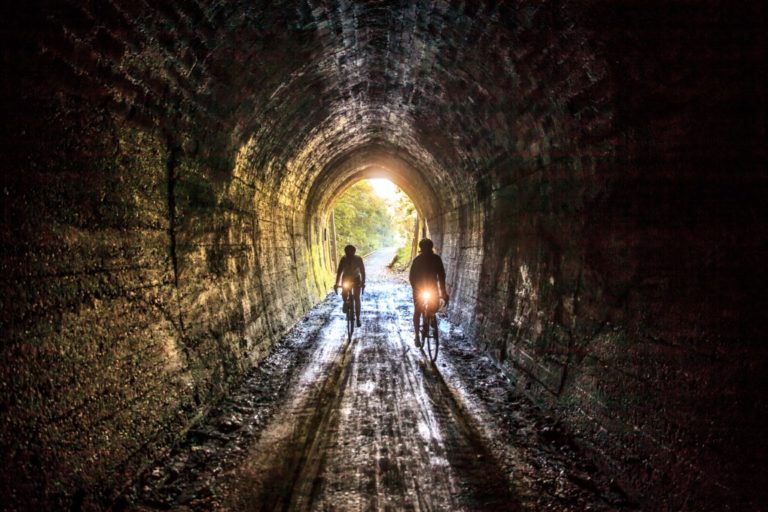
left=454, top=2, right=767, bottom=508
left=0, top=3, right=336, bottom=508
left=1, top=0, right=765, bottom=509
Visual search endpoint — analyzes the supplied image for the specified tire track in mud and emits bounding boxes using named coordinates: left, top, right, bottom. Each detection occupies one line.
left=310, top=293, right=460, bottom=511
left=388, top=285, right=522, bottom=511
left=416, top=362, right=522, bottom=510
left=226, top=320, right=358, bottom=511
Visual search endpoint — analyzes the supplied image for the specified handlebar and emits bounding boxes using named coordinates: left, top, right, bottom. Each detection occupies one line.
left=419, top=296, right=449, bottom=312
left=334, top=283, right=366, bottom=295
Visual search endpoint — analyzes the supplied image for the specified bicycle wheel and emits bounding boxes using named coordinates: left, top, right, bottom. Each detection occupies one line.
left=346, top=299, right=355, bottom=341
left=425, top=314, right=439, bottom=363
left=419, top=311, right=428, bottom=349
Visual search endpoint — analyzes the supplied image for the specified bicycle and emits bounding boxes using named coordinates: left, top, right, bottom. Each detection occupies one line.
left=417, top=290, right=442, bottom=364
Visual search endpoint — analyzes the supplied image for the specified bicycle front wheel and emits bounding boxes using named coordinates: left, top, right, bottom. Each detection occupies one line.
left=425, top=315, right=439, bottom=363
left=418, top=311, right=428, bottom=349
left=347, top=302, right=355, bottom=341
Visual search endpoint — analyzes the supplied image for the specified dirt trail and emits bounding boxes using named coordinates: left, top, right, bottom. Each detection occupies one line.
left=128, top=249, right=630, bottom=511
left=225, top=249, right=517, bottom=511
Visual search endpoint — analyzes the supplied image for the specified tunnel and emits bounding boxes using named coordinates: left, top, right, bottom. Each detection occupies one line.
left=0, top=0, right=766, bottom=510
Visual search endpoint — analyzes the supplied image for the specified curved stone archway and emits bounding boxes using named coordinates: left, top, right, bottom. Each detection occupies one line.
left=1, top=1, right=765, bottom=509
left=305, top=145, right=446, bottom=233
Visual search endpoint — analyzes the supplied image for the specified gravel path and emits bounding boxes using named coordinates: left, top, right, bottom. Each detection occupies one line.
left=125, top=248, right=634, bottom=511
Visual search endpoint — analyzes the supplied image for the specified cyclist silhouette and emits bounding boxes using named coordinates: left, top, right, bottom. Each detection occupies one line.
left=409, top=238, right=449, bottom=346
left=334, top=244, right=366, bottom=327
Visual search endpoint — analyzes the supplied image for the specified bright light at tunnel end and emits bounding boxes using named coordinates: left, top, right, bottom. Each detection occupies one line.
left=369, top=178, right=399, bottom=200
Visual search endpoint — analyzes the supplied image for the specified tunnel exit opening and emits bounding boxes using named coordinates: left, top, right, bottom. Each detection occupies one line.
left=303, top=149, right=445, bottom=296
left=331, top=178, right=419, bottom=270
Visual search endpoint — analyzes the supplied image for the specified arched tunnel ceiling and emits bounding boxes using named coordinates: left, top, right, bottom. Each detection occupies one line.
left=305, top=144, right=442, bottom=225
left=190, top=0, right=601, bottom=221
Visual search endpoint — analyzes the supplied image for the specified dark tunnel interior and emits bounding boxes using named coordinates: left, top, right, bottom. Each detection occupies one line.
left=1, top=0, right=766, bottom=509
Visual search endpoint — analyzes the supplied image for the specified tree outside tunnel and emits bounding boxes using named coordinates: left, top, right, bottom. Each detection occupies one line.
left=332, top=179, right=417, bottom=259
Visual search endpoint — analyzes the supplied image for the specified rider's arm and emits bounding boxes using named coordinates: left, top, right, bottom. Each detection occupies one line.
left=360, top=256, right=366, bottom=286
left=408, top=257, right=417, bottom=288
left=437, top=257, right=449, bottom=301
left=334, top=256, right=345, bottom=287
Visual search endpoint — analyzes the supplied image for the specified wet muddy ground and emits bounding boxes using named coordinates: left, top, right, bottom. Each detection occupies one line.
left=123, top=249, right=636, bottom=511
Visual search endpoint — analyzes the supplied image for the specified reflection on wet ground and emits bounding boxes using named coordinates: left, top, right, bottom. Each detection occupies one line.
left=126, top=248, right=633, bottom=511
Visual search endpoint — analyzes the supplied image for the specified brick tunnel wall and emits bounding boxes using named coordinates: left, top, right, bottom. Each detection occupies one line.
left=444, top=2, right=767, bottom=509
left=1, top=0, right=766, bottom=510
left=0, top=3, right=337, bottom=508
left=400, top=1, right=766, bottom=507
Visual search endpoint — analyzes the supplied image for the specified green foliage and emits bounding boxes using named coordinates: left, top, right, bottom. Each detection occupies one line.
left=390, top=189, right=417, bottom=244
left=387, top=243, right=413, bottom=272
left=333, top=180, right=417, bottom=257
left=387, top=189, right=418, bottom=271
left=333, top=181, right=396, bottom=255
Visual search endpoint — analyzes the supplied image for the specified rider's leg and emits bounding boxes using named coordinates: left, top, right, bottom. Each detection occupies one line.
left=412, top=293, right=421, bottom=344
left=353, top=285, right=362, bottom=326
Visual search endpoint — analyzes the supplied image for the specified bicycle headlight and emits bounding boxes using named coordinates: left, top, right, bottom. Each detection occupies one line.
left=421, top=291, right=431, bottom=302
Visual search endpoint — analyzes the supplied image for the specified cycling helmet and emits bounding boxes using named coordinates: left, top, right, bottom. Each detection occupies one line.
left=418, top=238, right=434, bottom=252
left=344, top=244, right=356, bottom=256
